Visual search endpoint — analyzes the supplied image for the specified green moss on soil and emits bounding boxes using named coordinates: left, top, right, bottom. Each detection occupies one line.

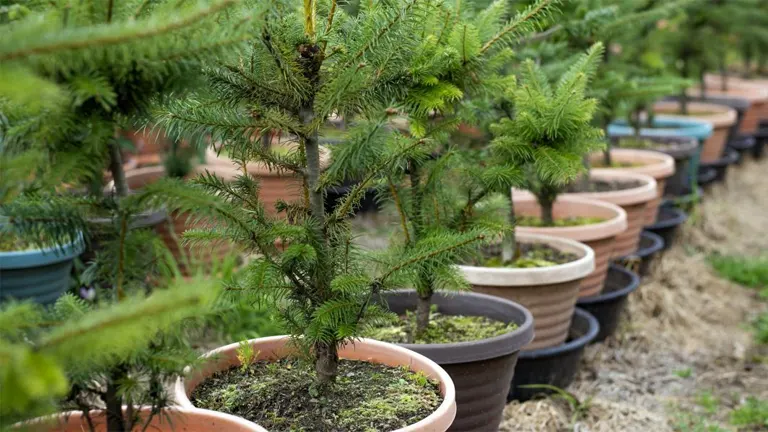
left=481, top=242, right=578, bottom=268
left=191, top=358, right=442, bottom=432
left=517, top=215, right=606, bottom=227
left=0, top=231, right=55, bottom=252
left=591, top=160, right=645, bottom=168
left=364, top=308, right=517, bottom=344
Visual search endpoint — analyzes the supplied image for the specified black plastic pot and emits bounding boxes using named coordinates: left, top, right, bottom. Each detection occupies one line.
left=754, top=128, right=768, bottom=159
left=508, top=308, right=599, bottom=402
left=644, top=206, right=688, bottom=250
left=662, top=188, right=702, bottom=213
left=325, top=183, right=379, bottom=214
left=381, top=290, right=534, bottom=431
left=727, top=135, right=755, bottom=163
left=697, top=166, right=718, bottom=188
left=613, top=230, right=665, bottom=278
left=576, top=265, right=640, bottom=343
left=700, top=148, right=739, bottom=183
left=614, top=135, right=699, bottom=197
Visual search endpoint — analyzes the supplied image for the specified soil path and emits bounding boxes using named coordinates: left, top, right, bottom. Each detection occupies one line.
left=501, top=158, right=768, bottom=432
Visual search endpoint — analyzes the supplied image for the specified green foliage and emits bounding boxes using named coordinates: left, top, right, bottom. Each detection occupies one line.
left=730, top=396, right=768, bottom=428
left=0, top=278, right=220, bottom=427
left=491, top=43, right=605, bottom=198
left=709, top=254, right=768, bottom=296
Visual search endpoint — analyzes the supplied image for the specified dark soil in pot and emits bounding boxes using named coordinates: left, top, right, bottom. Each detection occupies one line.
left=644, top=207, right=689, bottom=251
left=507, top=308, right=599, bottom=402
left=576, top=265, right=640, bottom=343
left=615, top=135, right=698, bottom=197
left=613, top=230, right=665, bottom=278
left=565, top=178, right=643, bottom=193
left=191, top=358, right=443, bottom=432
left=700, top=148, right=739, bottom=183
left=378, top=290, right=534, bottom=431
left=325, top=182, right=379, bottom=215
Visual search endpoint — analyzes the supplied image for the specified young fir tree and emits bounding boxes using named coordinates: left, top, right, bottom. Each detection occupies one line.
left=144, top=0, right=511, bottom=391
left=375, top=0, right=559, bottom=335
left=490, top=44, right=605, bottom=263
left=0, top=280, right=219, bottom=429
left=0, top=2, right=252, bottom=430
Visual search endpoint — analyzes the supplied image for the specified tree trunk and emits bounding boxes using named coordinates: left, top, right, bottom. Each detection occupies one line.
left=679, top=88, right=689, bottom=116
left=314, top=341, right=338, bottom=387
left=501, top=190, right=517, bottom=264
left=103, top=368, right=126, bottom=432
left=540, top=197, right=554, bottom=226
left=700, top=70, right=707, bottom=99
left=108, top=139, right=129, bottom=197
left=415, top=292, right=432, bottom=338
left=602, top=123, right=612, bottom=166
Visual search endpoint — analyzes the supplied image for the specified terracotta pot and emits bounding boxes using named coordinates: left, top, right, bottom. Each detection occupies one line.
left=204, top=147, right=330, bottom=216
left=562, top=170, right=657, bottom=257
left=117, top=166, right=235, bottom=275
left=588, top=149, right=674, bottom=224
left=174, top=336, right=457, bottom=432
left=458, top=233, right=595, bottom=350
left=613, top=135, right=698, bottom=198
left=652, top=101, right=737, bottom=163
left=511, top=195, right=627, bottom=297
left=690, top=77, right=768, bottom=135
left=25, top=407, right=266, bottom=431
left=381, top=290, right=533, bottom=431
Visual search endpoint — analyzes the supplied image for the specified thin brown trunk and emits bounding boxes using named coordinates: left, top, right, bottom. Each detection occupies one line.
left=313, top=342, right=338, bottom=386
left=103, top=368, right=126, bottom=432
left=108, top=139, right=129, bottom=197
left=415, top=293, right=431, bottom=337
left=540, top=198, right=554, bottom=226
left=501, top=189, right=517, bottom=264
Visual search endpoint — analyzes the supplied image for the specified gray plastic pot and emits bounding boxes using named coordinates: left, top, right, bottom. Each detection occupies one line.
left=380, top=290, right=534, bottom=432
left=0, top=234, right=84, bottom=304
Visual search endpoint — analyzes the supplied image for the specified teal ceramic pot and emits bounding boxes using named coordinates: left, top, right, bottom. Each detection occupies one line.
left=0, top=234, right=84, bottom=304
left=608, top=116, right=714, bottom=142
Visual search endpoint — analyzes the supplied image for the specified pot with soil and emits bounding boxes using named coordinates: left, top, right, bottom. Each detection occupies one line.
left=459, top=233, right=595, bottom=350
left=174, top=336, right=458, bottom=432
left=507, top=307, right=599, bottom=402
left=612, top=135, right=699, bottom=198
left=644, top=206, right=688, bottom=251
left=587, top=149, right=675, bottom=224
left=0, top=232, right=84, bottom=304
left=561, top=170, right=657, bottom=258
left=116, top=166, right=236, bottom=274
left=652, top=101, right=737, bottom=164
left=371, top=290, right=535, bottom=431
left=511, top=194, right=627, bottom=297
left=121, top=127, right=170, bottom=168
left=614, top=230, right=664, bottom=278
left=576, top=264, right=640, bottom=343
left=25, top=407, right=267, bottom=432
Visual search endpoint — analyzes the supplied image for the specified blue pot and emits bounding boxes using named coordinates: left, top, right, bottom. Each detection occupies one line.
left=0, top=234, right=84, bottom=304
left=608, top=116, right=714, bottom=142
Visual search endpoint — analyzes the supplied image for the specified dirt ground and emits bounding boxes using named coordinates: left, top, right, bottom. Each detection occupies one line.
left=500, top=158, right=768, bottom=432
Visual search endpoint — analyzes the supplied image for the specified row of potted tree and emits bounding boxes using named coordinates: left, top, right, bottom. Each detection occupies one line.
left=2, top=0, right=768, bottom=431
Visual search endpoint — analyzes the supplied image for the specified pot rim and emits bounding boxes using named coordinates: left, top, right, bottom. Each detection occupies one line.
left=0, top=232, right=84, bottom=270
left=618, top=230, right=664, bottom=260
left=457, top=232, right=595, bottom=286
left=652, top=101, right=738, bottom=128
left=563, top=170, right=658, bottom=206
left=646, top=207, right=688, bottom=230
left=518, top=308, right=599, bottom=360
left=608, top=117, right=714, bottom=141
left=512, top=194, right=628, bottom=241
left=590, top=148, right=675, bottom=180
left=612, top=134, right=699, bottom=160
left=576, top=264, right=640, bottom=305
left=174, top=335, right=458, bottom=432
left=20, top=407, right=268, bottom=432
left=381, top=290, right=535, bottom=364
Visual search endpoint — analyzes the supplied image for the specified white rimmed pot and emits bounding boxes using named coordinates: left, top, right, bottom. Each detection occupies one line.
left=691, top=78, right=768, bottom=135
left=174, top=336, right=457, bottom=432
left=458, top=233, right=595, bottom=351
left=511, top=194, right=627, bottom=297
left=652, top=101, right=737, bottom=163
left=588, top=149, right=674, bottom=224
left=21, top=407, right=266, bottom=432
left=562, top=170, right=657, bottom=257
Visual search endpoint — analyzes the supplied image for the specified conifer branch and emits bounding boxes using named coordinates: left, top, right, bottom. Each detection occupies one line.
left=0, top=0, right=238, bottom=61
left=378, top=233, right=486, bottom=283
left=352, top=0, right=420, bottom=63
left=480, top=0, right=556, bottom=55
left=387, top=176, right=410, bottom=244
